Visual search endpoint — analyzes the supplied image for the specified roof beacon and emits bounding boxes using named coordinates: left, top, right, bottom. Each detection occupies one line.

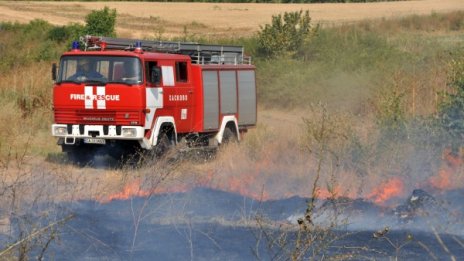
left=71, top=41, right=80, bottom=52
left=134, top=41, right=143, bottom=53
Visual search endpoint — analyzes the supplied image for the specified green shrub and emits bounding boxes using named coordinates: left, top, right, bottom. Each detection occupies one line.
left=35, top=40, right=58, bottom=62
left=257, top=10, right=315, bottom=58
left=375, top=85, right=409, bottom=143
left=48, top=23, right=86, bottom=51
left=438, top=52, right=464, bottom=143
left=0, top=21, right=21, bottom=32
left=21, top=19, right=52, bottom=41
left=0, top=20, right=57, bottom=71
left=377, top=85, right=406, bottom=129
left=48, top=26, right=69, bottom=42
left=85, top=6, right=117, bottom=37
left=299, top=25, right=403, bottom=70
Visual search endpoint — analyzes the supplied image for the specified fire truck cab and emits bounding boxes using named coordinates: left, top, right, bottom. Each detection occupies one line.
left=51, top=36, right=256, bottom=159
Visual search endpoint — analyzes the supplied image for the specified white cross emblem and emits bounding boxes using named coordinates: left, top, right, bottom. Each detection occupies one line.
left=85, top=86, right=106, bottom=109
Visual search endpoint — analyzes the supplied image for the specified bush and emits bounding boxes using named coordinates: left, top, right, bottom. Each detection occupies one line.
left=0, top=20, right=64, bottom=71
left=0, top=21, right=21, bottom=32
left=48, top=26, right=69, bottom=43
left=35, top=40, right=58, bottom=62
left=376, top=85, right=407, bottom=138
left=48, top=23, right=86, bottom=50
left=22, top=19, right=51, bottom=34
left=438, top=52, right=464, bottom=143
left=46, top=7, right=117, bottom=48
left=85, top=6, right=117, bottom=37
left=257, top=10, right=315, bottom=58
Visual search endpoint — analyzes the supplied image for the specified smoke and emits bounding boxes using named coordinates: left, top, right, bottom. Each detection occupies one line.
left=2, top=153, right=463, bottom=260
left=181, top=107, right=463, bottom=205
left=85, top=106, right=464, bottom=238
left=4, top=107, right=464, bottom=259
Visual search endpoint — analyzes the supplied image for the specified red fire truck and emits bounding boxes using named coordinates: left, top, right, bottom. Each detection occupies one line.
left=51, top=36, right=256, bottom=161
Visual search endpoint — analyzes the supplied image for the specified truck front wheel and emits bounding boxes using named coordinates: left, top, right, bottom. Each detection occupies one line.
left=155, top=132, right=172, bottom=157
left=66, top=146, right=93, bottom=166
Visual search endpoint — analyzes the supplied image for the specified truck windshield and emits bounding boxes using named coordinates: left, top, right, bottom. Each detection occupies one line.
left=58, top=56, right=143, bottom=85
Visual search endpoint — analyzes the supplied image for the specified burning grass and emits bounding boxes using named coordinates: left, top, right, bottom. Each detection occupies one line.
left=1, top=111, right=464, bottom=259
left=83, top=105, right=464, bottom=211
left=183, top=107, right=463, bottom=205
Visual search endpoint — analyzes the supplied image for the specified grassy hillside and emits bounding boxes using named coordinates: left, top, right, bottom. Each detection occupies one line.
left=0, top=21, right=61, bottom=157
left=256, top=12, right=464, bottom=113
left=0, top=11, right=463, bottom=159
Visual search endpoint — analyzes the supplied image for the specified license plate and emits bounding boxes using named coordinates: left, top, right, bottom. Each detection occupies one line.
left=83, top=138, right=106, bottom=145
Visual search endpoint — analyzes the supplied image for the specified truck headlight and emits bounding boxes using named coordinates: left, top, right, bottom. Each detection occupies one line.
left=122, top=128, right=137, bottom=138
left=54, top=126, right=67, bottom=136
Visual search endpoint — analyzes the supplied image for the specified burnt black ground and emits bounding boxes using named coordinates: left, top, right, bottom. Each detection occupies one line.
left=2, top=188, right=464, bottom=260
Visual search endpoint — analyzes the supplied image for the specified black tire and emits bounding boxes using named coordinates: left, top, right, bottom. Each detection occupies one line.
left=155, top=132, right=172, bottom=157
left=221, top=126, right=237, bottom=145
left=67, top=146, right=94, bottom=166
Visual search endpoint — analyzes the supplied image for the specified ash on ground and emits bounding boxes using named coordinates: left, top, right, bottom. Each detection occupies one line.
left=1, top=187, right=463, bottom=260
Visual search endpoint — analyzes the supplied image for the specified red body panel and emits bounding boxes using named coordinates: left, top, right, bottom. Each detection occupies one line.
left=53, top=48, right=256, bottom=140
left=152, top=59, right=195, bottom=134
left=53, top=83, right=145, bottom=125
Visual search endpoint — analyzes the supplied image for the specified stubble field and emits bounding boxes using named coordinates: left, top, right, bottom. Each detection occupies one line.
left=0, top=0, right=463, bottom=37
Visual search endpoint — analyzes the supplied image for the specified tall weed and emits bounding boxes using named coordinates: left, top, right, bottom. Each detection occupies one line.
left=255, top=12, right=461, bottom=117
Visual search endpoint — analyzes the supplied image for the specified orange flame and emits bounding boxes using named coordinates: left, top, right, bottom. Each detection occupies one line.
left=100, top=147, right=464, bottom=205
left=100, top=179, right=191, bottom=203
left=99, top=163, right=272, bottom=203
left=315, top=186, right=342, bottom=199
left=102, top=179, right=150, bottom=203
left=209, top=169, right=270, bottom=201
left=367, top=177, right=405, bottom=204
left=428, top=148, right=462, bottom=190
left=428, top=169, right=452, bottom=190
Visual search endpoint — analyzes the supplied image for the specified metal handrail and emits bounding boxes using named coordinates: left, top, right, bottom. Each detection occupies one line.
left=81, top=35, right=252, bottom=65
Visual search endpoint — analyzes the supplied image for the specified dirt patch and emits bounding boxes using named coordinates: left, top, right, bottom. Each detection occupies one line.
left=0, top=0, right=463, bottom=38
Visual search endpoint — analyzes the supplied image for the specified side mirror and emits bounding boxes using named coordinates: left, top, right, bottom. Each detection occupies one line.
left=52, top=63, right=57, bottom=81
left=151, top=66, right=161, bottom=85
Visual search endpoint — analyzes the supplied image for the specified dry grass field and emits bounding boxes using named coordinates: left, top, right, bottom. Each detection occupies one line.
left=0, top=0, right=463, bottom=37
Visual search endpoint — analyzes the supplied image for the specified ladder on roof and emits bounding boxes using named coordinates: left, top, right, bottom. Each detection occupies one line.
left=80, top=35, right=252, bottom=65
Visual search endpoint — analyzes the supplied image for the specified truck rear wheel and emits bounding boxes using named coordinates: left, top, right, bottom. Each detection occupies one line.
left=221, top=126, right=238, bottom=145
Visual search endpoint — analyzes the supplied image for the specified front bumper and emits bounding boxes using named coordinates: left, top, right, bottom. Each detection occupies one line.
left=51, top=124, right=145, bottom=140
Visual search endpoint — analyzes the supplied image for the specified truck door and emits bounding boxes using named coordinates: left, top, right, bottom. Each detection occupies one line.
left=145, top=61, right=164, bottom=130
left=172, top=60, right=194, bottom=132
